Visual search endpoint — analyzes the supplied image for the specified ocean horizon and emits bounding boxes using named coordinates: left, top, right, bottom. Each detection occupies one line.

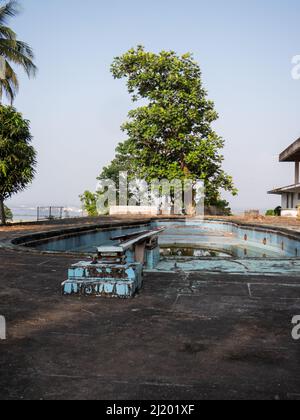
left=9, top=205, right=84, bottom=222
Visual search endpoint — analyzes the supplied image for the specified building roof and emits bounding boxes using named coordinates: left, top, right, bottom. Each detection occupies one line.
left=280, top=137, right=300, bottom=162
left=268, top=183, right=300, bottom=195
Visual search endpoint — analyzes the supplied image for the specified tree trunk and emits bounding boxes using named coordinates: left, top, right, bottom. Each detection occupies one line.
left=0, top=198, right=6, bottom=225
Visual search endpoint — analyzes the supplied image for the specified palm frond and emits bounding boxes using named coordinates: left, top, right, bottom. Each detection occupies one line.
left=0, top=25, right=16, bottom=40
left=0, top=39, right=37, bottom=77
left=0, top=1, right=36, bottom=103
left=4, top=59, right=19, bottom=89
left=0, top=56, right=19, bottom=104
left=0, top=76, right=17, bottom=104
left=0, top=1, right=19, bottom=25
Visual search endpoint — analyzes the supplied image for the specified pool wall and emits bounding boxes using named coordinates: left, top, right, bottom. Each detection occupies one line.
left=152, top=220, right=300, bottom=258
left=33, top=224, right=150, bottom=253
left=10, top=218, right=300, bottom=259
left=11, top=222, right=150, bottom=253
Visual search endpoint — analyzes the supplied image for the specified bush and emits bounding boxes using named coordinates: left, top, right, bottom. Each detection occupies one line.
left=265, top=210, right=275, bottom=216
left=266, top=207, right=281, bottom=217
left=4, top=205, right=13, bottom=221
left=79, top=191, right=98, bottom=217
left=213, top=199, right=232, bottom=216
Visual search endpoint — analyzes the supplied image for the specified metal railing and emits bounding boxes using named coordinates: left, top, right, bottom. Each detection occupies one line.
left=37, top=207, right=64, bottom=221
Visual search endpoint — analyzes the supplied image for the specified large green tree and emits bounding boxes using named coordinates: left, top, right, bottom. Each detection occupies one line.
left=98, top=46, right=237, bottom=209
left=0, top=105, right=36, bottom=224
left=0, top=0, right=36, bottom=104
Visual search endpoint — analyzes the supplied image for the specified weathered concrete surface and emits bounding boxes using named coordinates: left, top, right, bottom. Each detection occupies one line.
left=209, top=215, right=300, bottom=234
left=3, top=214, right=300, bottom=239
left=1, top=245, right=300, bottom=400
left=0, top=216, right=153, bottom=244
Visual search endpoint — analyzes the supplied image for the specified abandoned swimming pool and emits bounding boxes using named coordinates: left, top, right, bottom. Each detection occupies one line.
left=14, top=219, right=300, bottom=263
left=7, top=219, right=300, bottom=294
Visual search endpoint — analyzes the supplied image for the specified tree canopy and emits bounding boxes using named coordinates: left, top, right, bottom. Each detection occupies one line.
left=0, top=105, right=36, bottom=224
left=97, top=46, right=237, bottom=210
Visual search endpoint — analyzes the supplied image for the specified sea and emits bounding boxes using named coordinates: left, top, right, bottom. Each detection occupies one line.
left=10, top=206, right=85, bottom=223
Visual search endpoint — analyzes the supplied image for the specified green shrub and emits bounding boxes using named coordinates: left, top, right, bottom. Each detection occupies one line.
left=5, top=206, right=13, bottom=221
left=265, top=210, right=275, bottom=216
left=79, top=191, right=98, bottom=217
left=266, top=207, right=281, bottom=217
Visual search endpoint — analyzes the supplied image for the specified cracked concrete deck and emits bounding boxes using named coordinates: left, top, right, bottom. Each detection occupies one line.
left=1, top=217, right=300, bottom=400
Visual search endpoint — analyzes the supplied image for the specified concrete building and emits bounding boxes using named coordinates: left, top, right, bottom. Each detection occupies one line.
left=269, top=137, right=300, bottom=217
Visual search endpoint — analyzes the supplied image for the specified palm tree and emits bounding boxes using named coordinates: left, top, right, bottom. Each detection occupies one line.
left=0, top=0, right=36, bottom=104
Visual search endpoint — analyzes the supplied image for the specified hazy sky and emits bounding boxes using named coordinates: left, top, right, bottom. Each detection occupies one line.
left=5, top=0, right=300, bottom=211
